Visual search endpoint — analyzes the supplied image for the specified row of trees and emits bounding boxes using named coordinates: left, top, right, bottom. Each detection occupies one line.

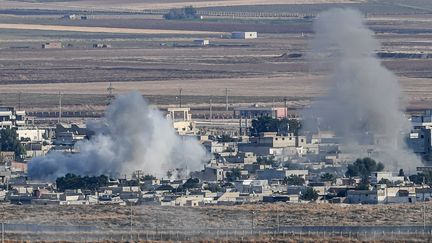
left=56, top=173, right=109, bottom=192
left=163, top=6, right=199, bottom=20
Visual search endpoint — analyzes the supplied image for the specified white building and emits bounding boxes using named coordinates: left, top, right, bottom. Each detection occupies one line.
left=231, top=32, right=258, bottom=39
left=16, top=128, right=46, bottom=142
left=0, top=107, right=27, bottom=128
left=167, top=107, right=196, bottom=135
left=193, top=39, right=210, bottom=46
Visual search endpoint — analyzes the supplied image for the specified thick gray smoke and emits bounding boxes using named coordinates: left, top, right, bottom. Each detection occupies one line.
left=29, top=92, right=208, bottom=180
left=304, top=8, right=421, bottom=171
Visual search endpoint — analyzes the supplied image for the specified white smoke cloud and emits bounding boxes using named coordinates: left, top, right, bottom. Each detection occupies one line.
left=303, top=8, right=421, bottom=171
left=28, top=91, right=208, bottom=180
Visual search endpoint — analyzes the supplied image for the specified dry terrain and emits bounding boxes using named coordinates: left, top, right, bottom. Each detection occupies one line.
left=0, top=0, right=431, bottom=113
left=0, top=202, right=431, bottom=229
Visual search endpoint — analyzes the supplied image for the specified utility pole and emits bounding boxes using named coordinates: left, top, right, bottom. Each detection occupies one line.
left=225, top=88, right=229, bottom=111
left=179, top=88, right=183, bottom=108
left=283, top=97, right=288, bottom=118
left=18, top=92, right=21, bottom=110
left=107, top=82, right=115, bottom=105
left=209, top=97, right=213, bottom=122
left=130, top=202, right=133, bottom=241
left=58, top=92, right=62, bottom=123
left=251, top=211, right=255, bottom=232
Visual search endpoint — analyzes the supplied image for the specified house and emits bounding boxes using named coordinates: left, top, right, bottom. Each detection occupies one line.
left=371, top=172, right=404, bottom=185
left=217, top=192, right=240, bottom=205
left=346, top=190, right=377, bottom=204
left=16, top=128, right=46, bottom=142
left=192, top=167, right=224, bottom=182
left=231, top=32, right=258, bottom=39
left=416, top=188, right=432, bottom=201
left=234, top=180, right=270, bottom=194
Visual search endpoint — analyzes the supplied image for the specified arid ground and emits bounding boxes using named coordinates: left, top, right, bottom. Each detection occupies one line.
left=0, top=0, right=432, bottom=114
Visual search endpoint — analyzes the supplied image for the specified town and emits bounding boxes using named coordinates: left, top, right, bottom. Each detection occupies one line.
left=1, top=100, right=432, bottom=207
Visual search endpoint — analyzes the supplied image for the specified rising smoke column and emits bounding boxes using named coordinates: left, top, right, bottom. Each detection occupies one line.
left=28, top=92, right=208, bottom=180
left=304, top=8, right=421, bottom=170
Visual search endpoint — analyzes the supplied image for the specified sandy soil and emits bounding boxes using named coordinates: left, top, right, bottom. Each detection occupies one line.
left=0, top=0, right=363, bottom=11
left=0, top=202, right=429, bottom=229
left=0, top=23, right=223, bottom=35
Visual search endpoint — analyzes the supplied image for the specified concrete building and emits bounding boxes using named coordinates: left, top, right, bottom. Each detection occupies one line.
left=167, top=108, right=196, bottom=135
left=16, top=128, right=46, bottom=142
left=407, top=128, right=431, bottom=155
left=231, top=32, right=258, bottom=39
left=234, top=105, right=288, bottom=119
left=0, top=107, right=27, bottom=128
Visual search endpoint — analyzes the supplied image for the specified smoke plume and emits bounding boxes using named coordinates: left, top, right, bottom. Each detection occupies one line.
left=304, top=8, right=421, bottom=170
left=29, top=92, right=208, bottom=180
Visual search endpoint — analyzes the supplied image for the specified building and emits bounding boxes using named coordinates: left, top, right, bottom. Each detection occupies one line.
left=234, top=105, right=288, bottom=119
left=407, top=128, right=431, bottom=155
left=16, top=128, right=46, bottom=142
left=42, top=42, right=62, bottom=49
left=193, top=39, right=210, bottom=46
left=231, top=32, right=258, bottom=39
left=93, top=43, right=112, bottom=48
left=54, top=123, right=90, bottom=146
left=0, top=107, right=27, bottom=128
left=166, top=108, right=196, bottom=135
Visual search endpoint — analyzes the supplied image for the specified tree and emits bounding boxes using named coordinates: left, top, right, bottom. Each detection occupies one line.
left=56, top=173, right=108, bottom=192
left=345, top=157, right=384, bottom=178
left=226, top=168, right=241, bottom=182
left=301, top=187, right=318, bottom=201
left=284, top=175, right=305, bottom=186
left=320, top=173, right=336, bottom=183
left=398, top=169, right=405, bottom=177
left=249, top=116, right=301, bottom=137
left=0, top=128, right=26, bottom=159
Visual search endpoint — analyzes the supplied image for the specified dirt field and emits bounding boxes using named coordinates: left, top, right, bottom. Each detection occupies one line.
left=0, top=202, right=430, bottom=230
left=0, top=1, right=431, bottom=112
left=0, top=0, right=361, bottom=11
left=0, top=23, right=223, bottom=35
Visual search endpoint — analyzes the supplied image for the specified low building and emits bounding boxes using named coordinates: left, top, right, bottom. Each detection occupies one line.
left=93, top=43, right=112, bottom=48
left=0, top=107, right=27, bottom=128
left=407, top=128, right=431, bottom=155
left=231, top=32, right=258, bottom=39
left=193, top=39, right=210, bottom=46
left=42, top=42, right=62, bottom=49
left=234, top=105, right=287, bottom=119
left=166, top=108, right=196, bottom=135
